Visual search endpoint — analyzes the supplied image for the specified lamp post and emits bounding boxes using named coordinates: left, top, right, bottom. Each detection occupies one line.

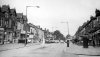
left=61, top=21, right=69, bottom=35
left=26, top=6, right=40, bottom=19
left=25, top=5, right=40, bottom=46
left=61, top=21, right=70, bottom=47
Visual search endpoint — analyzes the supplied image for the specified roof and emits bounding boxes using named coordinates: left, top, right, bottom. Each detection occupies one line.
left=1, top=5, right=10, bottom=12
left=23, top=15, right=27, bottom=21
left=10, top=9, right=17, bottom=16
left=82, top=16, right=96, bottom=29
left=29, top=23, right=36, bottom=27
left=17, top=13, right=23, bottom=18
left=95, top=9, right=100, bottom=17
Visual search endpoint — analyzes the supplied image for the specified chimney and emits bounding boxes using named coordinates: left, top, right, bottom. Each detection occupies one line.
left=45, top=28, right=46, bottom=31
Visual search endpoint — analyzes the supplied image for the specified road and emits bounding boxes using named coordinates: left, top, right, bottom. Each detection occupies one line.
left=0, top=43, right=78, bottom=57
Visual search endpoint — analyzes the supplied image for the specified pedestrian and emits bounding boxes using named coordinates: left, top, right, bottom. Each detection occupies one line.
left=93, top=40, right=95, bottom=47
left=25, top=39, right=27, bottom=46
left=66, top=40, right=69, bottom=47
left=82, top=35, right=89, bottom=48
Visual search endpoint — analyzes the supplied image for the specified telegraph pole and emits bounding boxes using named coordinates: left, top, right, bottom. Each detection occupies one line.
left=61, top=21, right=69, bottom=35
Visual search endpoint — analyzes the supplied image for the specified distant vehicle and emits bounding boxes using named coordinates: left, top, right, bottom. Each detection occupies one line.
left=60, top=40, right=64, bottom=43
left=27, top=38, right=31, bottom=43
left=54, top=40, right=59, bottom=43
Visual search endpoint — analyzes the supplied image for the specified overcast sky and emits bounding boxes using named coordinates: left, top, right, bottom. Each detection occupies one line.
left=0, top=0, right=100, bottom=36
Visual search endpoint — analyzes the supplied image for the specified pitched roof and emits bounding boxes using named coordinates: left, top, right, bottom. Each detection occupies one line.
left=10, top=9, right=17, bottom=16
left=28, top=23, right=36, bottom=28
left=17, top=13, right=23, bottom=18
left=1, top=5, right=10, bottom=13
left=23, top=15, right=27, bottom=21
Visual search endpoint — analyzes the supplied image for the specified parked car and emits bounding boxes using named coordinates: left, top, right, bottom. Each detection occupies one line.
left=27, top=38, right=32, bottom=43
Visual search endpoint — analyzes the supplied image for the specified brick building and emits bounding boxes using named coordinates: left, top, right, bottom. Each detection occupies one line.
left=75, top=9, right=100, bottom=46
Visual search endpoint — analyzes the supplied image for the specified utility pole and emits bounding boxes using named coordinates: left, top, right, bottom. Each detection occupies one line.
left=61, top=21, right=69, bottom=35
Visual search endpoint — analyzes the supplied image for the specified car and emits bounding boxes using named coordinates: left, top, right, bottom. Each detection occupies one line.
left=27, top=39, right=31, bottom=43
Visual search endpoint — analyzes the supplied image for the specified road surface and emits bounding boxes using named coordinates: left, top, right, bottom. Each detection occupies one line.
left=0, top=43, right=78, bottom=57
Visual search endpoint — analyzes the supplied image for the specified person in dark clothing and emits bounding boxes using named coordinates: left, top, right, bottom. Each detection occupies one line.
left=83, top=36, right=89, bottom=48
left=81, top=34, right=89, bottom=48
left=66, top=40, right=69, bottom=47
left=93, top=40, right=95, bottom=47
left=25, top=39, right=27, bottom=46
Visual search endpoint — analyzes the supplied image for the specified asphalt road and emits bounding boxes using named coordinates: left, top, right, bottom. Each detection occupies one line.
left=0, top=43, right=79, bottom=57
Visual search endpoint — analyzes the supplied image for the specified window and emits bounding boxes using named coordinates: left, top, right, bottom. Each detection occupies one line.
left=31, top=29, right=32, bottom=33
left=0, top=18, right=2, bottom=27
left=5, top=13, right=9, bottom=18
left=98, top=16, right=100, bottom=23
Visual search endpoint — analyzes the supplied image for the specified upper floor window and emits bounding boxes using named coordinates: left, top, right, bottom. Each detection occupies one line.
left=5, top=13, right=9, bottom=18
left=31, top=29, right=32, bottom=33
left=97, top=16, right=100, bottom=23
left=0, top=18, right=3, bottom=27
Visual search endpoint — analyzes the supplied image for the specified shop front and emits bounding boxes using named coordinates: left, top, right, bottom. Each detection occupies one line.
left=18, top=30, right=26, bottom=43
left=93, top=30, right=100, bottom=46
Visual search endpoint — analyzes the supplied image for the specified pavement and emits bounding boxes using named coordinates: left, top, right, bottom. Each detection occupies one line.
left=65, top=42, right=100, bottom=57
left=0, top=43, right=79, bottom=57
left=0, top=42, right=100, bottom=57
left=0, top=43, right=40, bottom=52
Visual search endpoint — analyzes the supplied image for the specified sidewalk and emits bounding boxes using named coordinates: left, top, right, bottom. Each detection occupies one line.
left=65, top=43, right=100, bottom=56
left=0, top=43, right=40, bottom=52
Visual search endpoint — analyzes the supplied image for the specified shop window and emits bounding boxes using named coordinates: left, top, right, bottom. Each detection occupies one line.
left=98, top=16, right=100, bottom=24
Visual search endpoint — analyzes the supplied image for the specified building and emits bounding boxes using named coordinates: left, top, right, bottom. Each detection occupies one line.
left=16, top=13, right=28, bottom=43
left=1, top=5, right=15, bottom=44
left=0, top=5, right=54, bottom=45
left=75, top=9, right=100, bottom=46
left=27, top=23, right=39, bottom=43
left=36, top=26, right=45, bottom=43
left=0, top=6, right=5, bottom=44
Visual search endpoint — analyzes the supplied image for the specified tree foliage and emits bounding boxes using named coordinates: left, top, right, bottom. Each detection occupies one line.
left=53, top=30, right=65, bottom=40
left=66, top=34, right=71, bottom=39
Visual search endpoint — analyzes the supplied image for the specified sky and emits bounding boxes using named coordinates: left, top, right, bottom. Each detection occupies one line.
left=0, top=0, right=100, bottom=36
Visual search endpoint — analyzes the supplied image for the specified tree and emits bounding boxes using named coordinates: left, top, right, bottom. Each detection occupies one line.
left=53, top=30, right=65, bottom=41
left=66, top=34, right=70, bottom=39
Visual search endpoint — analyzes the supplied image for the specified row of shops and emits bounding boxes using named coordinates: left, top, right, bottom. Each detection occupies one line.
left=0, top=5, right=55, bottom=45
left=75, top=9, right=100, bottom=46
left=0, top=24, right=52, bottom=45
left=0, top=27, right=25, bottom=44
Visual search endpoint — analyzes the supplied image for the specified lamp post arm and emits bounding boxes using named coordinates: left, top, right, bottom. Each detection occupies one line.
left=67, top=22, right=69, bottom=35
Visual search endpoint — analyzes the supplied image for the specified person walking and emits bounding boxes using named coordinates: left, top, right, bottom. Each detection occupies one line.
left=25, top=39, right=27, bottom=46
left=66, top=40, right=70, bottom=47
left=82, top=34, right=89, bottom=48
left=93, top=40, right=95, bottom=47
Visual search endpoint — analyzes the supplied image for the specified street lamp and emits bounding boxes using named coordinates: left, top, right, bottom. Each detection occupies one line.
left=25, top=5, right=40, bottom=45
left=61, top=21, right=70, bottom=40
left=61, top=21, right=69, bottom=35
left=26, top=6, right=40, bottom=19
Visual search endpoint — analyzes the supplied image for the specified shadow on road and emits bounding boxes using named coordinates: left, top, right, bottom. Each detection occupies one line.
left=75, top=53, right=100, bottom=56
